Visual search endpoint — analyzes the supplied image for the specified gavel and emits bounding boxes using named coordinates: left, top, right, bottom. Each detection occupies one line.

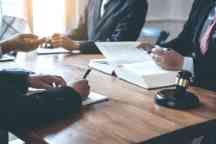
left=155, top=70, right=200, bottom=110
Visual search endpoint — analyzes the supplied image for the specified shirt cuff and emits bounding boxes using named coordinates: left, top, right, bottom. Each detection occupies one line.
left=0, top=46, right=2, bottom=56
left=182, top=57, right=194, bottom=75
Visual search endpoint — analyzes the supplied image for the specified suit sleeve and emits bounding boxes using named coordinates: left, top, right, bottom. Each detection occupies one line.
left=79, top=41, right=101, bottom=54
left=161, top=0, right=201, bottom=56
left=107, top=0, right=147, bottom=41
left=0, top=87, right=82, bottom=130
left=0, top=70, right=82, bottom=130
left=0, top=70, right=29, bottom=95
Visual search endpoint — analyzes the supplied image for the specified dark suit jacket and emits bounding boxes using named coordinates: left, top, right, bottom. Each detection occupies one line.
left=0, top=70, right=81, bottom=130
left=69, top=0, right=148, bottom=53
left=162, top=0, right=216, bottom=91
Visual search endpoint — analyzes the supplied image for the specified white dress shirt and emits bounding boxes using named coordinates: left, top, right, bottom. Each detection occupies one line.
left=183, top=57, right=194, bottom=75
left=100, top=0, right=111, bottom=17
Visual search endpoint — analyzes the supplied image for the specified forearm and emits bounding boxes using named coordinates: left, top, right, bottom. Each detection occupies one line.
left=0, top=40, right=17, bottom=54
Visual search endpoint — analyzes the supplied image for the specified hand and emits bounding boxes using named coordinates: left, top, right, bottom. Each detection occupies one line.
left=151, top=47, right=184, bottom=70
left=29, top=75, right=67, bottom=89
left=6, top=34, right=46, bottom=52
left=71, top=80, right=90, bottom=98
left=137, top=42, right=153, bottom=49
left=51, top=33, right=80, bottom=50
left=137, top=42, right=154, bottom=53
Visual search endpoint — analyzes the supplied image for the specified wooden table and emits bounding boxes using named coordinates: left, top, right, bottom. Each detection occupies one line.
left=9, top=52, right=216, bottom=144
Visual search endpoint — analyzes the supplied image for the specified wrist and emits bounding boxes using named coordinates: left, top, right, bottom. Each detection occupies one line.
left=0, top=40, right=16, bottom=53
left=70, top=41, right=80, bottom=50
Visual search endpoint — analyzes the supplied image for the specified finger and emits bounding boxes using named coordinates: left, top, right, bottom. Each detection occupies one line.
left=51, top=43, right=62, bottom=48
left=51, top=38, right=64, bottom=43
left=51, top=37, right=64, bottom=42
left=137, top=43, right=145, bottom=48
left=55, top=76, right=67, bottom=86
left=20, top=34, right=38, bottom=39
left=151, top=48, right=167, bottom=56
left=43, top=76, right=66, bottom=87
left=137, top=43, right=153, bottom=48
left=40, top=83, right=53, bottom=89
left=151, top=53, right=160, bottom=62
left=52, top=41, right=64, bottom=48
left=34, top=38, right=47, bottom=48
left=52, top=33, right=62, bottom=39
left=38, top=37, right=47, bottom=44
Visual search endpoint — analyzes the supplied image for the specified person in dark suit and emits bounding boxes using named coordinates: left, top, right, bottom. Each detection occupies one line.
left=50, top=0, right=148, bottom=53
left=143, top=0, right=216, bottom=91
left=0, top=33, right=90, bottom=130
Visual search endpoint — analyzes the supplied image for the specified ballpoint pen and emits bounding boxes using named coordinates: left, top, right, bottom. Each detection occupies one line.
left=82, top=68, right=92, bottom=79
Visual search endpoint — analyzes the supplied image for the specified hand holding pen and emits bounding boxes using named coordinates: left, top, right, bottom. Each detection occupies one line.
left=149, top=46, right=184, bottom=71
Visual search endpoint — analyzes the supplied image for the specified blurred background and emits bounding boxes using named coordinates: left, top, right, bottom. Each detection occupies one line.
left=0, top=0, right=194, bottom=39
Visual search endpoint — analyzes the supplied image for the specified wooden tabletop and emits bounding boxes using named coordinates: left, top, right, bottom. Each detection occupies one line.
left=9, top=52, right=216, bottom=144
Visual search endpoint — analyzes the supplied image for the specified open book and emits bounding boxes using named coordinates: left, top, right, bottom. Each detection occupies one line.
left=89, top=42, right=178, bottom=89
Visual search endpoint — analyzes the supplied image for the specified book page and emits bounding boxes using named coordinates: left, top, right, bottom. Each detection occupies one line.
left=115, top=62, right=178, bottom=89
left=121, top=61, right=174, bottom=77
left=89, top=59, right=117, bottom=75
left=95, top=42, right=152, bottom=64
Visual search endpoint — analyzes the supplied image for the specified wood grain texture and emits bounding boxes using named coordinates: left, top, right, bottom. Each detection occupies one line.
left=10, top=53, right=216, bottom=144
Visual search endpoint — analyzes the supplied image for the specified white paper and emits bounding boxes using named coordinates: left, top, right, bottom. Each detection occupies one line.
left=95, top=42, right=152, bottom=64
left=37, top=47, right=70, bottom=55
left=28, top=89, right=109, bottom=106
left=121, top=61, right=169, bottom=77
left=82, top=92, right=109, bottom=106
left=0, top=54, right=15, bottom=62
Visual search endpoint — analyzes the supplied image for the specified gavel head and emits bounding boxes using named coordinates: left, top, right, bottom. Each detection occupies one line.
left=155, top=70, right=200, bottom=109
left=175, top=70, right=192, bottom=96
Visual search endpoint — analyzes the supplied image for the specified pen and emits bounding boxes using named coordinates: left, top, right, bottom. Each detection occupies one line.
left=82, top=69, right=92, bottom=79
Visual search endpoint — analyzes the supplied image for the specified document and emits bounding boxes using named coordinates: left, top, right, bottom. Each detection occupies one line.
left=37, top=47, right=71, bottom=55
left=89, top=42, right=178, bottom=89
left=96, top=42, right=151, bottom=64
left=82, top=92, right=109, bottom=106
left=28, top=88, right=109, bottom=106
left=0, top=54, right=15, bottom=62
